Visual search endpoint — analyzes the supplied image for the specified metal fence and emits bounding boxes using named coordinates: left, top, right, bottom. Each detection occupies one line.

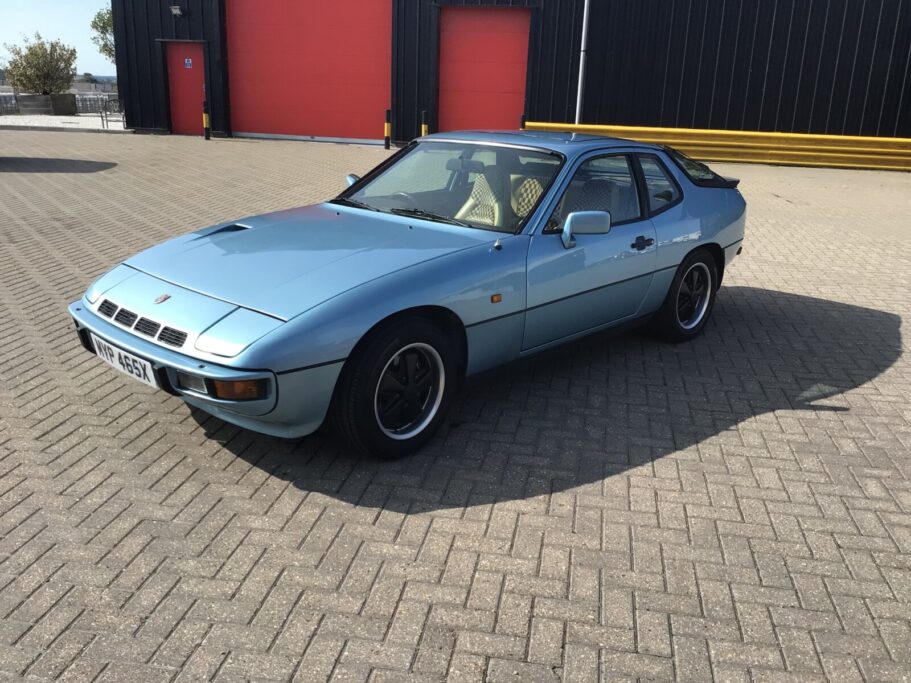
left=0, top=93, right=17, bottom=114
left=76, top=94, right=121, bottom=114
left=0, top=93, right=122, bottom=115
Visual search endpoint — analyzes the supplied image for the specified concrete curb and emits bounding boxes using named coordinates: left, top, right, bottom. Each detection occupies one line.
left=0, top=125, right=131, bottom=134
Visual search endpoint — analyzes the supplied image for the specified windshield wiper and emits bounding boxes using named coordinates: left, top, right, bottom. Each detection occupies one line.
left=389, top=207, right=472, bottom=227
left=329, top=197, right=379, bottom=212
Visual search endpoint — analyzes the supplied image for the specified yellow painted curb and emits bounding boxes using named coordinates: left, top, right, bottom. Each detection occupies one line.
left=524, top=122, right=911, bottom=171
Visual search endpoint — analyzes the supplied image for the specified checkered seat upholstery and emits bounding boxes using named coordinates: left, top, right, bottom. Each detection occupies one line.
left=511, top=177, right=545, bottom=218
left=455, top=167, right=509, bottom=227
left=554, top=178, right=639, bottom=225
left=569, top=178, right=616, bottom=214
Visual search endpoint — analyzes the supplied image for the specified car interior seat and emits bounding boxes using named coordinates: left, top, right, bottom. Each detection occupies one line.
left=455, top=166, right=510, bottom=227
left=511, top=176, right=546, bottom=219
left=565, top=177, right=639, bottom=223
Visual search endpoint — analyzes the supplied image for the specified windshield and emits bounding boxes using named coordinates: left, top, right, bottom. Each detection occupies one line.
left=338, top=141, right=564, bottom=233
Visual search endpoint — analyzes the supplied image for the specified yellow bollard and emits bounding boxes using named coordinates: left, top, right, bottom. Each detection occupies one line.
left=384, top=109, right=391, bottom=149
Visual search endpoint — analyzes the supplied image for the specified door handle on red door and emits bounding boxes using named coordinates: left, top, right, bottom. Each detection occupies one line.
left=631, top=236, right=655, bottom=251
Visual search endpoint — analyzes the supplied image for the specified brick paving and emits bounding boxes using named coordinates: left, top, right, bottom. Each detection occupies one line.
left=0, top=130, right=910, bottom=682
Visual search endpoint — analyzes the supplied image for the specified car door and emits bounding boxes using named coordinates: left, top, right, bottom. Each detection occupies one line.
left=523, top=152, right=657, bottom=350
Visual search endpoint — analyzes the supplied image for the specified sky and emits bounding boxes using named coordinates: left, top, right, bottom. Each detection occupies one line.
left=0, top=0, right=114, bottom=77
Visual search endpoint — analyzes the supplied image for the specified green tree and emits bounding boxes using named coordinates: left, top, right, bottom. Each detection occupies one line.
left=4, top=34, right=76, bottom=95
left=91, top=7, right=115, bottom=62
left=82, top=72, right=98, bottom=84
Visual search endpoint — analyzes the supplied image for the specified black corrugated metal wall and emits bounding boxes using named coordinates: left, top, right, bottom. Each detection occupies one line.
left=393, top=0, right=911, bottom=141
left=112, top=0, right=229, bottom=134
left=584, top=0, right=911, bottom=137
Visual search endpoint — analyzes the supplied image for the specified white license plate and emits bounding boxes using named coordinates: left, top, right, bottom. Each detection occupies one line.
left=90, top=334, right=159, bottom=388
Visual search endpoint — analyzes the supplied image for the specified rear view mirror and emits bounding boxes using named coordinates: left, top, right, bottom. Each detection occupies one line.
left=561, top=210, right=611, bottom=248
left=445, top=158, right=485, bottom=173
left=345, top=173, right=361, bottom=187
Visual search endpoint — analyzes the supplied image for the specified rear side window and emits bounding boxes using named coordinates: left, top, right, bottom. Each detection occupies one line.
left=664, top=147, right=739, bottom=188
left=637, top=155, right=681, bottom=213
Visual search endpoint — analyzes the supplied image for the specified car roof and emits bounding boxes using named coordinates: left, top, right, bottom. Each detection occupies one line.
left=420, top=129, right=659, bottom=155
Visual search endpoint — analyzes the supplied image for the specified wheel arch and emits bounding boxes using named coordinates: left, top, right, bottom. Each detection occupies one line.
left=693, top=242, right=725, bottom=287
left=345, top=305, right=469, bottom=379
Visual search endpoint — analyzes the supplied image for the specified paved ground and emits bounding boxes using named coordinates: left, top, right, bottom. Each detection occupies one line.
left=1, top=130, right=910, bottom=682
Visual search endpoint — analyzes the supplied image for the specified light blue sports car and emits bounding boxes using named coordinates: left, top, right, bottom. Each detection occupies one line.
left=70, top=131, right=746, bottom=457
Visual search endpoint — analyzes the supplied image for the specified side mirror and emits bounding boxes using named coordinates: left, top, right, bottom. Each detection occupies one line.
left=345, top=173, right=361, bottom=187
left=561, top=210, right=611, bottom=249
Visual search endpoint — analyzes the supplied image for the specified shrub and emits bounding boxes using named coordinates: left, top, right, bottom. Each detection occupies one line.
left=5, top=34, right=77, bottom=95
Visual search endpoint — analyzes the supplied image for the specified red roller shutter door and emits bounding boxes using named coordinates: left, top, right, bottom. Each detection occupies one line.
left=438, top=7, right=531, bottom=132
left=226, top=0, right=391, bottom=140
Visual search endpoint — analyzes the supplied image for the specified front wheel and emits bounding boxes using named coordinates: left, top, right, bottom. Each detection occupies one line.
left=332, top=318, right=457, bottom=458
left=654, top=249, right=718, bottom=342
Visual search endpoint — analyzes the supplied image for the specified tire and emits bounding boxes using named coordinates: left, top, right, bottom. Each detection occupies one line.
left=332, top=317, right=458, bottom=458
left=654, top=248, right=719, bottom=342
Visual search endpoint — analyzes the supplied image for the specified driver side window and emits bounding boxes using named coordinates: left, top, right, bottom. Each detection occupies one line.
left=547, top=154, right=640, bottom=232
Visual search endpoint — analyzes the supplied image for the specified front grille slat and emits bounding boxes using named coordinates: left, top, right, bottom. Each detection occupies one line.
left=134, top=318, right=162, bottom=337
left=158, top=327, right=188, bottom=348
left=98, top=299, right=118, bottom=318
left=114, top=308, right=138, bottom=327
left=98, top=299, right=188, bottom=350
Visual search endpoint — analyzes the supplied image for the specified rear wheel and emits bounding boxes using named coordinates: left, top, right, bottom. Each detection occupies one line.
left=332, top=318, right=457, bottom=458
left=654, top=249, right=718, bottom=342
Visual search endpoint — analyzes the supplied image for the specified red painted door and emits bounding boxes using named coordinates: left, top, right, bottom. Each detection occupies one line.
left=166, top=42, right=205, bottom=135
left=226, top=0, right=391, bottom=140
left=438, top=7, right=531, bottom=132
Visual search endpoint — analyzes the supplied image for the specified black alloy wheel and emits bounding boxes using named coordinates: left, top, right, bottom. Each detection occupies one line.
left=654, top=248, right=719, bottom=342
left=332, top=317, right=457, bottom=458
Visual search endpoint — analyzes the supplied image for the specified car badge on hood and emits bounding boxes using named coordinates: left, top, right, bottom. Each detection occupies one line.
left=154, top=294, right=171, bottom=304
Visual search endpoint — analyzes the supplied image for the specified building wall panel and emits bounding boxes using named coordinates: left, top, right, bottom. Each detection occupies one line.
left=578, top=0, right=911, bottom=138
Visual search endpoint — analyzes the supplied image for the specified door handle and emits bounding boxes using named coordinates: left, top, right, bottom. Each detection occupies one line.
left=631, top=236, right=655, bottom=251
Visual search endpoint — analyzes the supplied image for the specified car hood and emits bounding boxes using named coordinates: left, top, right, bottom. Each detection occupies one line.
left=126, top=204, right=495, bottom=320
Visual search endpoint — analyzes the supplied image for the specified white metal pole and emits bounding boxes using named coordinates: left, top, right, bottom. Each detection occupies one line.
left=574, top=0, right=592, bottom=124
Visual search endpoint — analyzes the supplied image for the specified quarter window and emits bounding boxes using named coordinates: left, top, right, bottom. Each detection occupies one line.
left=638, top=155, right=681, bottom=213
left=664, top=147, right=736, bottom=187
left=548, top=154, right=640, bottom=230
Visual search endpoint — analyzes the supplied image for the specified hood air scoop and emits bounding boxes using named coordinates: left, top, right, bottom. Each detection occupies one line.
left=193, top=224, right=250, bottom=240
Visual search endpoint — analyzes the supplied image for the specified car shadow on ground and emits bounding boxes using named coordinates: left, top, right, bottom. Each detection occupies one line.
left=0, top=157, right=117, bottom=173
left=190, top=285, right=901, bottom=512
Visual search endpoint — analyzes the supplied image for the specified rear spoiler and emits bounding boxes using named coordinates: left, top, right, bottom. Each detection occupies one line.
left=678, top=173, right=740, bottom=189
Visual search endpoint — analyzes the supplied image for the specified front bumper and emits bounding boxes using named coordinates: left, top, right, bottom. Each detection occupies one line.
left=70, top=300, right=277, bottom=416
left=69, top=300, right=344, bottom=438
left=69, top=301, right=343, bottom=436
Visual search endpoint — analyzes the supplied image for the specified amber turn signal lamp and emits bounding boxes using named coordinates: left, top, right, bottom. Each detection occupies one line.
left=490, top=293, right=502, bottom=304
left=210, top=379, right=268, bottom=401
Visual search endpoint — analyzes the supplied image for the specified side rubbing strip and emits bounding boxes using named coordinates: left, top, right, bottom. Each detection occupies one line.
left=466, top=263, right=680, bottom=329
left=276, top=358, right=347, bottom=376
